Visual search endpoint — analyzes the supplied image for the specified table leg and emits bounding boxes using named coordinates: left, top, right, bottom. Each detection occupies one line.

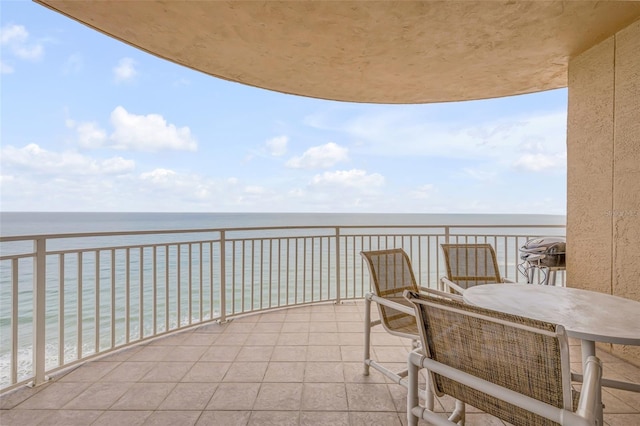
left=581, top=340, right=595, bottom=366
left=581, top=340, right=603, bottom=425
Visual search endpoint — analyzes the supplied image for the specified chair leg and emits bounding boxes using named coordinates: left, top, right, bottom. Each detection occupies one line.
left=423, top=370, right=434, bottom=411
left=453, top=399, right=466, bottom=425
left=408, top=351, right=420, bottom=426
left=364, top=296, right=372, bottom=376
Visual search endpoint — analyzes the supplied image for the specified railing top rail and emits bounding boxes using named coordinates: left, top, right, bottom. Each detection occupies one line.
left=0, top=223, right=565, bottom=243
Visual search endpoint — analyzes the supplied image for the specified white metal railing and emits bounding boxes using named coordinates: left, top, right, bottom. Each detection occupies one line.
left=0, top=223, right=565, bottom=392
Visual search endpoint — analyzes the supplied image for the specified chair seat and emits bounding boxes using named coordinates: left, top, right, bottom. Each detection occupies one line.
left=388, top=321, right=418, bottom=335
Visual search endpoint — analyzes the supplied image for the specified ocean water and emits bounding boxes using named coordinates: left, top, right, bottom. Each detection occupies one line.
left=0, top=211, right=566, bottom=236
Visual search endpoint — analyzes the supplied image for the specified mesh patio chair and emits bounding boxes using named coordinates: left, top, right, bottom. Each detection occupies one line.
left=440, top=243, right=513, bottom=294
left=404, top=290, right=602, bottom=426
left=361, top=248, right=463, bottom=416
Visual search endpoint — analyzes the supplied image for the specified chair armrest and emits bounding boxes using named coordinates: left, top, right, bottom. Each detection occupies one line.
left=366, top=292, right=415, bottom=316
left=440, top=277, right=467, bottom=295
left=418, top=286, right=465, bottom=302
left=575, top=356, right=602, bottom=423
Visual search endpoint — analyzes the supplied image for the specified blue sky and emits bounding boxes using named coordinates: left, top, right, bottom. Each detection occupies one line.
left=1, top=1, right=567, bottom=214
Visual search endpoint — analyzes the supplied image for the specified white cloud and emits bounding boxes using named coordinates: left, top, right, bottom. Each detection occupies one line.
left=101, top=157, right=136, bottom=174
left=314, top=108, right=567, bottom=168
left=513, top=153, right=562, bottom=172
left=0, top=24, right=43, bottom=74
left=62, top=53, right=83, bottom=75
left=265, top=136, right=288, bottom=156
left=512, top=125, right=567, bottom=172
left=310, top=169, right=384, bottom=189
left=76, top=122, right=108, bottom=149
left=286, top=142, right=348, bottom=169
left=109, top=106, right=197, bottom=152
left=0, top=24, right=44, bottom=61
left=113, top=57, right=137, bottom=83
left=0, top=143, right=135, bottom=175
left=0, top=24, right=25, bottom=44
left=137, top=169, right=249, bottom=207
left=65, top=107, right=197, bottom=152
left=1, top=148, right=236, bottom=213
left=275, top=169, right=388, bottom=211
left=141, top=168, right=177, bottom=183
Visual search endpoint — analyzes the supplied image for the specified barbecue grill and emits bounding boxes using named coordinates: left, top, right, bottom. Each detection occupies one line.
left=519, top=237, right=566, bottom=268
left=519, top=237, right=566, bottom=285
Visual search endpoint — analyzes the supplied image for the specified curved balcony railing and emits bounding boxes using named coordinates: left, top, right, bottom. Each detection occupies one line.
left=0, top=223, right=565, bottom=392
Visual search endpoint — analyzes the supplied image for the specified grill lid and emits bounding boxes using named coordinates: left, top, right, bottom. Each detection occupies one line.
left=520, top=237, right=566, bottom=255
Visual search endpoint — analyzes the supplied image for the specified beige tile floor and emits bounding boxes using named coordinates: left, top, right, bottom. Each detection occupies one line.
left=1, top=301, right=639, bottom=425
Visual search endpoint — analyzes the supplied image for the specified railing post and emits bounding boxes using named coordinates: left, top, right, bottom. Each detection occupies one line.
left=335, top=227, right=341, bottom=304
left=219, top=231, right=226, bottom=322
left=445, top=226, right=451, bottom=243
left=30, top=237, right=48, bottom=387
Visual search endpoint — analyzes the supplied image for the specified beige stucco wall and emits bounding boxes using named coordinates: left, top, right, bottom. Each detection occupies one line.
left=567, top=18, right=640, bottom=366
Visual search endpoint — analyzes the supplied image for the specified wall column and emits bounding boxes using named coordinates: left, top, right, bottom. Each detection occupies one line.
left=567, top=19, right=640, bottom=365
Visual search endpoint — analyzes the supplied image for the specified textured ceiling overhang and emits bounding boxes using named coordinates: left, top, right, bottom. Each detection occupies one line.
left=35, top=1, right=640, bottom=104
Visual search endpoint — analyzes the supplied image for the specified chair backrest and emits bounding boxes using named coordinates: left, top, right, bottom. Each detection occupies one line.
left=441, top=243, right=502, bottom=289
left=405, top=290, right=573, bottom=426
left=361, top=249, right=418, bottom=335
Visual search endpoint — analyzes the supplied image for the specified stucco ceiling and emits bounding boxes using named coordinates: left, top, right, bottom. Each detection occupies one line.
left=35, top=1, right=640, bottom=104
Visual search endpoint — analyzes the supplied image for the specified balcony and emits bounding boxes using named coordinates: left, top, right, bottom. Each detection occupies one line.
left=1, top=223, right=639, bottom=424
left=1, top=301, right=639, bottom=425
